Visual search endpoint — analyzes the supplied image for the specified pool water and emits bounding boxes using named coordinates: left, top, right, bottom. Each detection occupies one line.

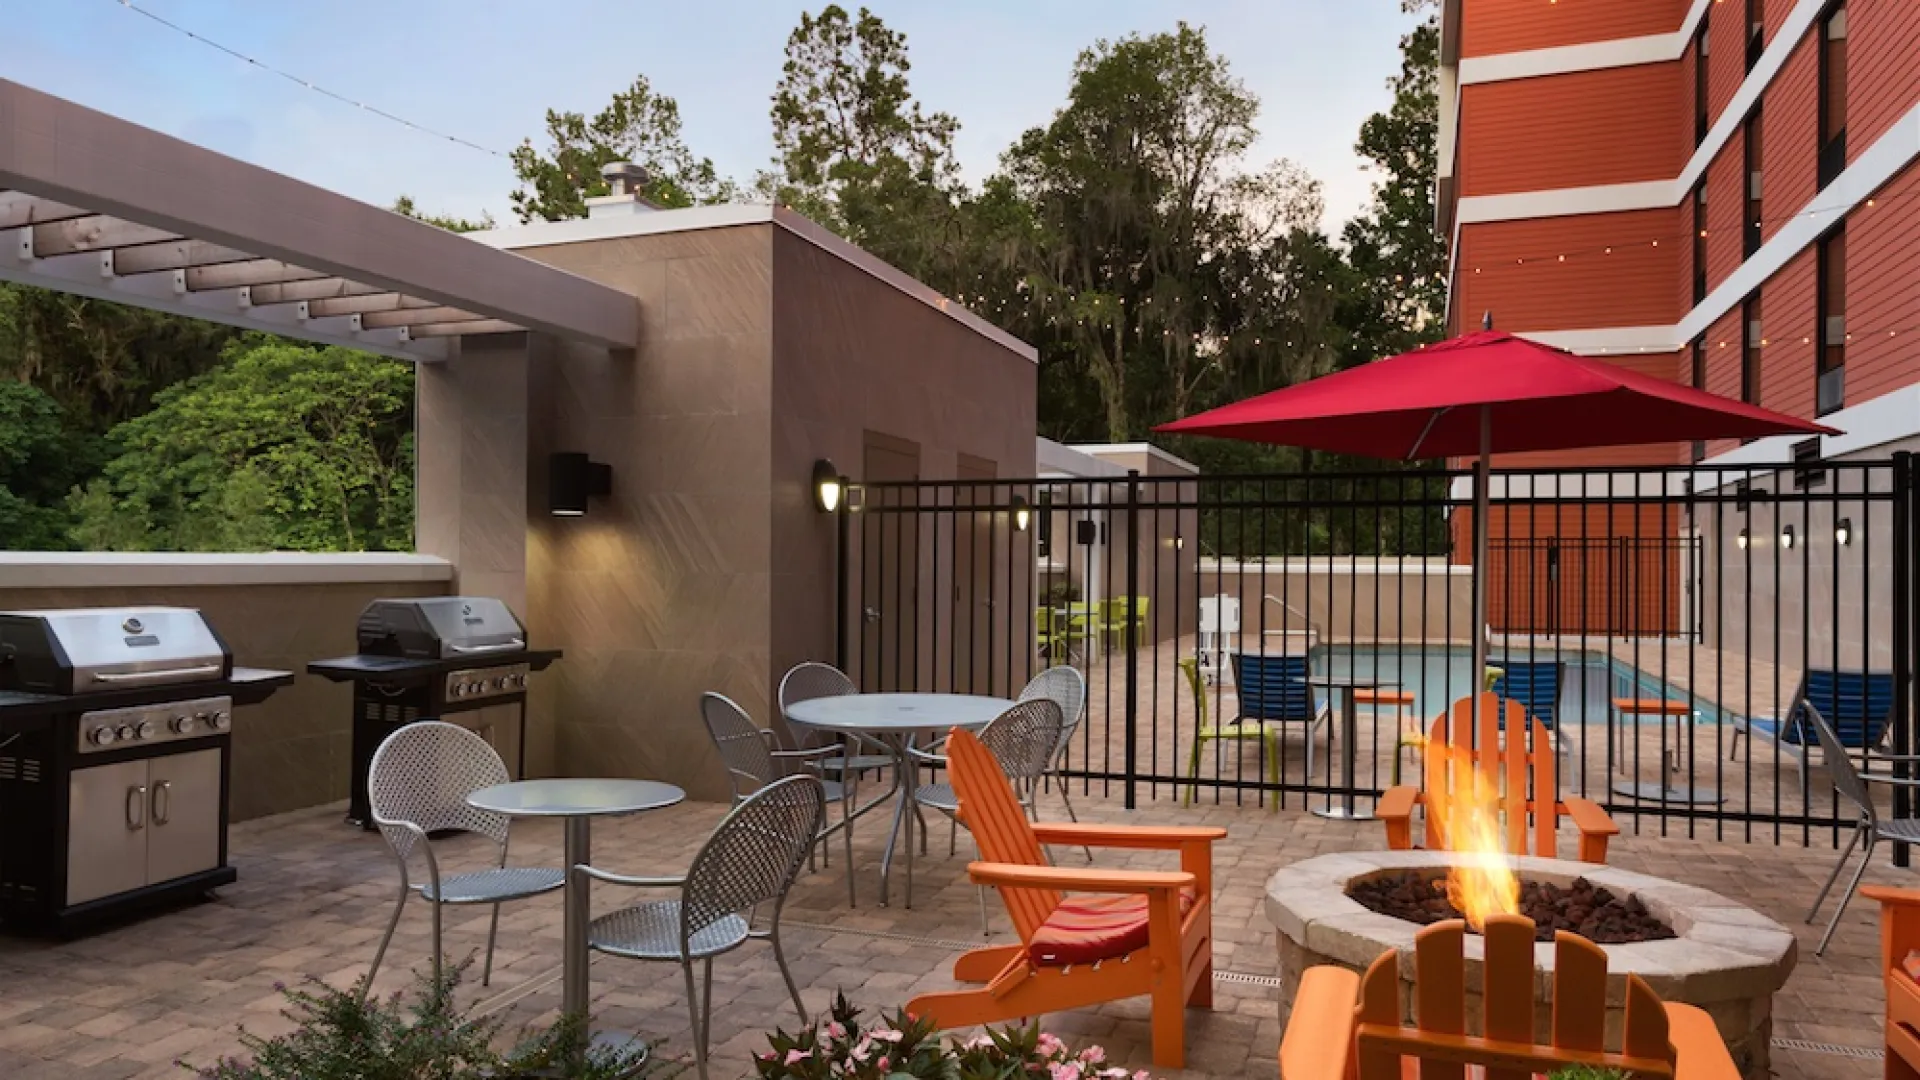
left=1303, top=644, right=1727, bottom=728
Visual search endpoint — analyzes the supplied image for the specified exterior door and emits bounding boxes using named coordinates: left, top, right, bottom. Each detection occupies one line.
left=862, top=433, right=921, bottom=691
left=955, top=455, right=997, bottom=695
left=146, top=748, right=223, bottom=887
left=66, top=759, right=150, bottom=905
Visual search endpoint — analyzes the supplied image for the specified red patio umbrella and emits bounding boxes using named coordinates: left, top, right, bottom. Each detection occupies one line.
left=1155, top=330, right=1838, bottom=722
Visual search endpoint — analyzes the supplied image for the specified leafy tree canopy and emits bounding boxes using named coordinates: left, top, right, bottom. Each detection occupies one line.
left=509, top=75, right=739, bottom=222
left=392, top=195, right=494, bottom=233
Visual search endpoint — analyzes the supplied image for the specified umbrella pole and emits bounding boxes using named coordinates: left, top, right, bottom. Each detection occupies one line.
left=1472, top=407, right=1491, bottom=735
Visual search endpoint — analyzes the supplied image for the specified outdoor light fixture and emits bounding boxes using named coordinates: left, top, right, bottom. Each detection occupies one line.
left=1174, top=534, right=1185, bottom=550
left=1780, top=524, right=1796, bottom=550
left=549, top=452, right=612, bottom=517
left=1836, top=517, right=1853, bottom=546
left=812, top=459, right=844, bottom=513
left=1011, top=495, right=1031, bottom=532
left=1737, top=528, right=1750, bottom=550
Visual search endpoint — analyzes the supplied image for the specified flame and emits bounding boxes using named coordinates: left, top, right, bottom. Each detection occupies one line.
left=1427, top=748, right=1519, bottom=931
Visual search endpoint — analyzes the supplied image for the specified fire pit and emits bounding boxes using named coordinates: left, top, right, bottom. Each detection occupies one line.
left=1348, top=871, right=1675, bottom=943
left=1266, top=851, right=1796, bottom=1080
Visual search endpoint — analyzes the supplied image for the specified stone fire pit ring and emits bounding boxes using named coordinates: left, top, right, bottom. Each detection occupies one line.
left=1266, top=851, right=1797, bottom=1080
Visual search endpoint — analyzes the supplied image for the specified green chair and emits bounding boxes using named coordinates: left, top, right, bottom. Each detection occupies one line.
left=1037, top=605, right=1093, bottom=663
left=1098, top=596, right=1150, bottom=647
left=1178, top=657, right=1280, bottom=811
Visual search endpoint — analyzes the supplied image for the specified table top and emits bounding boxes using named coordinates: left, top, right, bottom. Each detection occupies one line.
left=1305, top=675, right=1393, bottom=689
left=785, top=693, right=1014, bottom=733
left=467, top=778, right=685, bottom=818
left=1610, top=697, right=1695, bottom=715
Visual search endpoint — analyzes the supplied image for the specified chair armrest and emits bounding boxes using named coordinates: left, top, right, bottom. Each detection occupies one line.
left=1028, top=822, right=1226, bottom=850
left=904, top=745, right=948, bottom=766
left=1864, top=885, right=1920, bottom=908
left=1280, top=966, right=1359, bottom=1080
left=1664, top=1003, right=1741, bottom=1080
left=1378, top=786, right=1421, bottom=850
left=771, top=745, right=843, bottom=764
left=1862, top=771, right=1920, bottom=787
left=1560, top=797, right=1619, bottom=837
left=967, top=861, right=1194, bottom=894
left=574, top=865, right=686, bottom=889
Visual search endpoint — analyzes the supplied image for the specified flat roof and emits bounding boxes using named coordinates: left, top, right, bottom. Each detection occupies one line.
left=0, top=78, right=639, bottom=361
left=473, top=203, right=1038, bottom=364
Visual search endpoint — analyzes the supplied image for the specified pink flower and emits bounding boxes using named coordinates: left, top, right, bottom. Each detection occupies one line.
left=824, top=1021, right=847, bottom=1040
left=1134, top=1071, right=1152, bottom=1080
left=1038, top=1032, right=1066, bottom=1056
left=877, top=1056, right=891, bottom=1071
left=869, top=1027, right=904, bottom=1042
left=1099, top=1069, right=1132, bottom=1080
left=1050, top=1063, right=1083, bottom=1080
left=849, top=1038, right=872, bottom=1063
left=783, top=1048, right=811, bottom=1066
left=756, top=1051, right=775, bottom=1062
left=965, top=1034, right=995, bottom=1050
left=1079, top=1046, right=1107, bottom=1065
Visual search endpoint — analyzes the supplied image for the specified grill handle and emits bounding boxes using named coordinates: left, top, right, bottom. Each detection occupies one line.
left=126, top=785, right=147, bottom=831
left=446, top=640, right=525, bottom=654
left=89, top=664, right=223, bottom=685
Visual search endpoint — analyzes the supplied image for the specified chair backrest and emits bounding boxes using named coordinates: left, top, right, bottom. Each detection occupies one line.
left=1176, top=657, right=1210, bottom=717
left=979, top=698, right=1066, bottom=788
left=1806, top=703, right=1876, bottom=824
left=1492, top=659, right=1563, bottom=729
left=680, top=774, right=826, bottom=946
left=700, top=692, right=776, bottom=801
left=779, top=661, right=857, bottom=748
left=1423, top=693, right=1559, bottom=857
left=1796, top=670, right=1897, bottom=747
left=1034, top=607, right=1056, bottom=635
left=368, top=721, right=510, bottom=861
left=1230, top=652, right=1316, bottom=722
left=1020, top=666, right=1086, bottom=755
left=1351, top=916, right=1675, bottom=1080
left=947, top=728, right=1056, bottom=941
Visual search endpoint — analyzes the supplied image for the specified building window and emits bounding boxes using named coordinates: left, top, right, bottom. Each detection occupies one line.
left=1744, top=110, right=1764, bottom=258
left=1691, top=338, right=1707, bottom=463
left=1819, top=3, right=1848, bottom=189
left=1817, top=226, right=1846, bottom=415
left=1692, top=183, right=1709, bottom=305
left=1741, top=293, right=1762, bottom=412
left=1694, top=23, right=1711, bottom=146
left=1746, top=0, right=1766, bottom=69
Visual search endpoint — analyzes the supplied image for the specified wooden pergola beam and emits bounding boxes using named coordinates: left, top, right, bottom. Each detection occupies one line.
left=185, top=259, right=327, bottom=291
left=0, top=190, right=87, bottom=229
left=358, top=305, right=485, bottom=330
left=31, top=214, right=176, bottom=257
left=404, top=318, right=522, bottom=338
left=306, top=293, right=435, bottom=318
left=112, top=238, right=255, bottom=275
left=245, top=277, right=383, bottom=304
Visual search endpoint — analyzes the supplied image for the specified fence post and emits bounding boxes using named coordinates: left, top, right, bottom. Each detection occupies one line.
left=1124, top=469, right=1141, bottom=811
left=1894, top=452, right=1915, bottom=866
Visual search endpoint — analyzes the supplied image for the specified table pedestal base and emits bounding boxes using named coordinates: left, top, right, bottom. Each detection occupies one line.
left=1611, top=780, right=1723, bottom=805
left=1311, top=805, right=1376, bottom=821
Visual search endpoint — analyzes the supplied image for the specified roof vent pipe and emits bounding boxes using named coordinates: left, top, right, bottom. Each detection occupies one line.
left=586, top=162, right=658, bottom=219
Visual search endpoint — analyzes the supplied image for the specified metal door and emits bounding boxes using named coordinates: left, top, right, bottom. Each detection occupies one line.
left=66, top=759, right=150, bottom=905
left=861, top=435, right=920, bottom=690
left=146, top=748, right=223, bottom=886
left=454, top=703, right=520, bottom=778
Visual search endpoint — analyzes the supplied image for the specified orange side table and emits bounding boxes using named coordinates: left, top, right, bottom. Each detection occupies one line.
left=1609, top=697, right=1720, bottom=805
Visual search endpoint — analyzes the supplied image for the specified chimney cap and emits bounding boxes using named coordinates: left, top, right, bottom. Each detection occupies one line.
left=601, top=161, right=650, bottom=196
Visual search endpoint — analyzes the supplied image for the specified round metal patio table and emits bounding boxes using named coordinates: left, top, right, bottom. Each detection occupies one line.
left=784, top=693, right=1011, bottom=907
left=1306, top=675, right=1392, bottom=822
left=467, top=778, right=684, bottom=1049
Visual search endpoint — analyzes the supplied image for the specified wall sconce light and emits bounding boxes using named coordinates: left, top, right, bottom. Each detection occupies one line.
left=1780, top=524, right=1796, bottom=550
left=1836, top=517, right=1853, bottom=546
left=1011, top=495, right=1031, bottom=532
left=812, top=459, right=844, bottom=513
left=1173, top=534, right=1185, bottom=550
left=549, top=452, right=611, bottom=516
left=1737, top=528, right=1750, bottom=550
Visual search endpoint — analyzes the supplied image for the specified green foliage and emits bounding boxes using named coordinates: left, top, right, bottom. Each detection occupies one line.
left=752, top=993, right=1147, bottom=1080
left=509, top=75, right=739, bottom=221
left=184, top=961, right=660, bottom=1080
left=391, top=194, right=494, bottom=233
left=71, top=339, right=415, bottom=552
left=0, top=381, right=102, bottom=549
left=1545, top=1068, right=1629, bottom=1080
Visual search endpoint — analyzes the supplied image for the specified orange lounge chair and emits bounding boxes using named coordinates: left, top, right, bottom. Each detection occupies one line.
left=1280, top=914, right=1741, bottom=1080
left=904, top=728, right=1225, bottom=1069
left=1865, top=886, right=1920, bottom=1079
left=1379, top=693, right=1618, bottom=863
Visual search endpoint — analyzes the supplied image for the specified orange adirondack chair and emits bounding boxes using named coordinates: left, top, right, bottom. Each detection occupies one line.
left=1280, top=914, right=1741, bottom=1080
left=1379, top=693, right=1618, bottom=863
left=1865, top=886, right=1920, bottom=1079
left=904, top=728, right=1225, bottom=1069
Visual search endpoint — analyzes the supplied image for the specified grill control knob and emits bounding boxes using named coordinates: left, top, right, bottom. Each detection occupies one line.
left=133, top=720, right=157, bottom=741
left=173, top=715, right=198, bottom=734
left=447, top=683, right=464, bottom=699
left=208, top=711, right=231, bottom=731
left=90, top=726, right=118, bottom=747
left=115, top=725, right=136, bottom=743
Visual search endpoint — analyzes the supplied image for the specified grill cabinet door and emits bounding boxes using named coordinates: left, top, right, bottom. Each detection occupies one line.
left=147, top=748, right=223, bottom=886
left=66, top=760, right=150, bottom=905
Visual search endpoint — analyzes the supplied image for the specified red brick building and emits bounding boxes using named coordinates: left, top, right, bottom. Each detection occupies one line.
left=1436, top=0, right=1920, bottom=634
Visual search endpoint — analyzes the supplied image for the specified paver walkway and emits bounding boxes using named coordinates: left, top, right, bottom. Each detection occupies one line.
left=0, top=788, right=1909, bottom=1079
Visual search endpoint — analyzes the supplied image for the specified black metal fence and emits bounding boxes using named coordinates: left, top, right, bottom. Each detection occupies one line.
left=836, top=453, right=1918, bottom=847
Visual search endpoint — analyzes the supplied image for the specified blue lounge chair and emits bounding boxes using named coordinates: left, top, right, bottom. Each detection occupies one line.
left=1730, top=670, right=1896, bottom=778
left=1229, top=652, right=1330, bottom=779
left=1491, top=659, right=1564, bottom=728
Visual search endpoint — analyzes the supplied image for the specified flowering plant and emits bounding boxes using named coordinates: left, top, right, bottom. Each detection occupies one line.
left=753, top=993, right=1149, bottom=1080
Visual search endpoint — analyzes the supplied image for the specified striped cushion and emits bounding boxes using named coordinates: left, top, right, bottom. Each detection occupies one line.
left=1028, top=890, right=1195, bottom=966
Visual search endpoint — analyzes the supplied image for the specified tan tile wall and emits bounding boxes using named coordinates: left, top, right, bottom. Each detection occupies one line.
left=0, top=580, right=447, bottom=820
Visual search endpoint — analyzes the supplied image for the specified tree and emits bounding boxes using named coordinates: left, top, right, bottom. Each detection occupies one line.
left=70, top=338, right=415, bottom=552
left=392, top=195, right=494, bottom=233
left=0, top=381, right=98, bottom=549
left=509, top=76, right=738, bottom=222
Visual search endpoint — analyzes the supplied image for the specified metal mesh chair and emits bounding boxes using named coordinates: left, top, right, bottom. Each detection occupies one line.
left=582, top=774, right=827, bottom=1080
left=363, top=721, right=564, bottom=1000
left=910, top=699, right=1065, bottom=933
left=1020, top=666, right=1088, bottom=820
left=778, top=661, right=890, bottom=774
left=1804, top=705, right=1920, bottom=954
left=701, top=692, right=856, bottom=905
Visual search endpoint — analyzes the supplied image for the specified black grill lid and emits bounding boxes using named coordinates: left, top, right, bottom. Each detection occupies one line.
left=355, top=597, right=527, bottom=660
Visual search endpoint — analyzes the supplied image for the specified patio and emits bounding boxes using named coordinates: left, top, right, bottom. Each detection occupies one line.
left=0, top=784, right=1900, bottom=1080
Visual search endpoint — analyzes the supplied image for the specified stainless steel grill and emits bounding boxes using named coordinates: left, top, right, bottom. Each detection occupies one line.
left=355, top=596, right=527, bottom=659
left=0, top=606, right=230, bottom=696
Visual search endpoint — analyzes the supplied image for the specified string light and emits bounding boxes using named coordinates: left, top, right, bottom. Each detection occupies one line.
left=110, top=0, right=505, bottom=157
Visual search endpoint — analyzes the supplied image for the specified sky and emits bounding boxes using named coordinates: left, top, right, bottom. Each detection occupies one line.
left=8, top=1, right=1420, bottom=233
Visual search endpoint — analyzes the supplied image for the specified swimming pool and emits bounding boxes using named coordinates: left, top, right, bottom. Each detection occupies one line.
left=1304, top=644, right=1729, bottom=727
